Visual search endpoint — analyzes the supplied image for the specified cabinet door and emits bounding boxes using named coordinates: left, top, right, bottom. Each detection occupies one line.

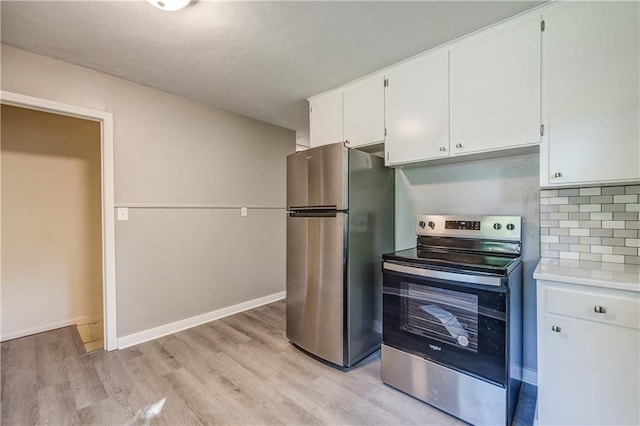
left=541, top=2, right=640, bottom=186
left=309, top=91, right=343, bottom=147
left=450, top=14, right=541, bottom=156
left=343, top=74, right=385, bottom=148
left=539, top=313, right=640, bottom=425
left=385, top=51, right=449, bottom=165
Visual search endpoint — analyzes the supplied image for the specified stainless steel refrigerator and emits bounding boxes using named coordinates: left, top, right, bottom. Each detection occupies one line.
left=286, top=142, right=394, bottom=368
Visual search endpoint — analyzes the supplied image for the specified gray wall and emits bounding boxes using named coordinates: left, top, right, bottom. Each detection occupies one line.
left=1, top=45, right=295, bottom=338
left=395, top=153, right=540, bottom=373
left=116, top=208, right=286, bottom=335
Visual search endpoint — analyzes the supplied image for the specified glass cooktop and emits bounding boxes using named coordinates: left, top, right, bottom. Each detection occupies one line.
left=383, top=247, right=521, bottom=276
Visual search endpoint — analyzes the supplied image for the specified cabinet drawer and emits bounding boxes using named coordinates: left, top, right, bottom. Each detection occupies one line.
left=546, top=287, right=640, bottom=330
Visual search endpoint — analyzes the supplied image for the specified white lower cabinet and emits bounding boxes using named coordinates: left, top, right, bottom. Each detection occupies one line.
left=537, top=280, right=640, bottom=425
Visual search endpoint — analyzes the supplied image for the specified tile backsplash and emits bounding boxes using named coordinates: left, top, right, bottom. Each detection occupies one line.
left=540, top=185, right=640, bottom=264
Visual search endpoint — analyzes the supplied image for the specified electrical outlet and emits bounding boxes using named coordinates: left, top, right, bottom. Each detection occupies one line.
left=117, top=207, right=129, bottom=221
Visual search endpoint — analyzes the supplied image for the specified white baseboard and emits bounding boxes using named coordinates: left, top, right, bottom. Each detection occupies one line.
left=117, top=291, right=286, bottom=350
left=1, top=313, right=103, bottom=342
left=522, top=367, right=538, bottom=386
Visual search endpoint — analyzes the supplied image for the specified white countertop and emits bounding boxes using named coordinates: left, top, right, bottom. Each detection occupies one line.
left=534, top=258, right=640, bottom=293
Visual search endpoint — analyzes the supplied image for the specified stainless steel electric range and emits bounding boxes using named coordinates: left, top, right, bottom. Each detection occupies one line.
left=381, top=215, right=523, bottom=426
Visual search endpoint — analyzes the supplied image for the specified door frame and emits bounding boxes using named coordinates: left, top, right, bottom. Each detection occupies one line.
left=1, top=90, right=117, bottom=351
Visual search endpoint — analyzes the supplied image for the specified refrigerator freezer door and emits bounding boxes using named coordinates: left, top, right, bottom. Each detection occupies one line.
left=287, top=142, right=348, bottom=210
left=286, top=212, right=347, bottom=366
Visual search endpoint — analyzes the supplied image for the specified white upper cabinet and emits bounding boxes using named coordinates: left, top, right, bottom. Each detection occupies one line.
left=450, top=14, right=541, bottom=156
left=343, top=74, right=385, bottom=148
left=309, top=90, right=343, bottom=147
left=385, top=51, right=449, bottom=166
left=541, top=1, right=640, bottom=187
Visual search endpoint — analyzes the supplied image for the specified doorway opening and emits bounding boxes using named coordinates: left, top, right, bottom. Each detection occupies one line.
left=0, top=91, right=116, bottom=351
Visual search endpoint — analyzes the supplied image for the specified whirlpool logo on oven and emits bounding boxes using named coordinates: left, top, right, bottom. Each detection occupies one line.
left=428, top=344, right=442, bottom=352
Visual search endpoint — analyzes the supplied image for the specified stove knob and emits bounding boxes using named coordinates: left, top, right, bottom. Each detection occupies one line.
left=428, top=221, right=435, bottom=229
left=493, top=223, right=502, bottom=230
left=506, top=223, right=515, bottom=231
left=419, top=220, right=426, bottom=229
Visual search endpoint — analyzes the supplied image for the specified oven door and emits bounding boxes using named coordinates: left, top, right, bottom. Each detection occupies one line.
left=383, top=262, right=508, bottom=386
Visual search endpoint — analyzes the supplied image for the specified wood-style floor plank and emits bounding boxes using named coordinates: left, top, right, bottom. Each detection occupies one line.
left=37, top=381, right=81, bottom=425
left=1, top=300, right=534, bottom=425
left=2, top=334, right=39, bottom=425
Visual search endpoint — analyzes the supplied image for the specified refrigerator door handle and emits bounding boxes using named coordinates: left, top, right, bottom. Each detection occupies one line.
left=288, top=209, right=339, bottom=218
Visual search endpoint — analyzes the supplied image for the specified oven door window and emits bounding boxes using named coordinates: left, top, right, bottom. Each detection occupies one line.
left=404, top=284, right=479, bottom=352
left=383, top=269, right=507, bottom=386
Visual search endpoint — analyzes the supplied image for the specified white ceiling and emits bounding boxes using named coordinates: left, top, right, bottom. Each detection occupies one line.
left=1, top=0, right=544, bottom=136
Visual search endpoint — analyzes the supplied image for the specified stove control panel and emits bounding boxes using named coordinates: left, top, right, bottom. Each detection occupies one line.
left=445, top=220, right=481, bottom=230
left=416, top=215, right=521, bottom=241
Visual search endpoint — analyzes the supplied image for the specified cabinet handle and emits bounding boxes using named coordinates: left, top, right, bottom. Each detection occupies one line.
left=594, top=305, right=607, bottom=314
left=455, top=143, right=463, bottom=148
left=439, top=146, right=446, bottom=152
left=553, top=172, right=562, bottom=178
left=551, top=325, right=561, bottom=332
left=345, top=140, right=350, bottom=145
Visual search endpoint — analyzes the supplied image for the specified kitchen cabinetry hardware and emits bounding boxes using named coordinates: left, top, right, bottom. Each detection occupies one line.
left=551, top=325, right=561, bottom=332
left=553, top=172, right=562, bottom=178
left=439, top=147, right=446, bottom=152
left=345, top=140, right=350, bottom=145
left=455, top=143, right=463, bottom=148
left=594, top=305, right=607, bottom=314
left=541, top=20, right=545, bottom=31
left=540, top=124, right=544, bottom=136
left=384, top=78, right=389, bottom=87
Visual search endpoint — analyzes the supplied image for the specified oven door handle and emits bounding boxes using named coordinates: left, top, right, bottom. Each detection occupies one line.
left=383, top=262, right=503, bottom=287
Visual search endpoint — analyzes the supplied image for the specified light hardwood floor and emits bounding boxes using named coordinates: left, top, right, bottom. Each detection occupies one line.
left=1, top=301, right=532, bottom=425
